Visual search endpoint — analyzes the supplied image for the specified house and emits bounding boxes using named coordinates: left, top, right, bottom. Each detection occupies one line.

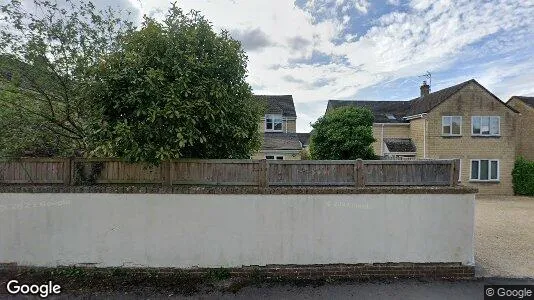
left=507, top=96, right=534, bottom=160
left=327, top=79, right=519, bottom=195
left=251, top=95, right=308, bottom=160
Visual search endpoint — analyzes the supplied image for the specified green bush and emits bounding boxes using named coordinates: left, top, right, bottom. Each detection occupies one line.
left=512, top=157, right=534, bottom=196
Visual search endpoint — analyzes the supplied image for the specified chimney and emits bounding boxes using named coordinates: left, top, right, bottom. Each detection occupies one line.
left=420, top=81, right=430, bottom=98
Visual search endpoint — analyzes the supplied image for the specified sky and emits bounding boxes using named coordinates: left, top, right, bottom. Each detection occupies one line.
left=20, top=0, right=534, bottom=132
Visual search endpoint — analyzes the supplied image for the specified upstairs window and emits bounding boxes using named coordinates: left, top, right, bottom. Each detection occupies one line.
left=470, top=159, right=499, bottom=181
left=472, top=116, right=500, bottom=136
left=266, top=155, right=283, bottom=160
left=442, top=116, right=462, bottom=136
left=265, top=114, right=283, bottom=132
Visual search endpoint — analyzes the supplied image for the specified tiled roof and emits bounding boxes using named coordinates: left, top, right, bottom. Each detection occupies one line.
left=511, top=96, right=534, bottom=109
left=326, top=100, right=410, bottom=123
left=326, top=79, right=518, bottom=122
left=254, top=95, right=296, bottom=117
left=384, top=138, right=417, bottom=153
left=297, top=133, right=311, bottom=147
left=407, top=80, right=473, bottom=116
left=262, top=132, right=302, bottom=150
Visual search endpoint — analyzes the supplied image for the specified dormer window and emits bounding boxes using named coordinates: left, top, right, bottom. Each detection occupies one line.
left=265, top=114, right=283, bottom=132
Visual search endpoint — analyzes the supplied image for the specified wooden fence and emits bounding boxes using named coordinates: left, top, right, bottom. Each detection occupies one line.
left=0, top=158, right=460, bottom=187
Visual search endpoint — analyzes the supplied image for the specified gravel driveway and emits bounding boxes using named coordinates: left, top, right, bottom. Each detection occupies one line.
left=475, top=195, right=534, bottom=278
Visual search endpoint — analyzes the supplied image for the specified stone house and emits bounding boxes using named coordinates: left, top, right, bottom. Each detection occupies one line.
left=327, top=79, right=519, bottom=195
left=251, top=95, right=308, bottom=160
left=507, top=96, right=534, bottom=161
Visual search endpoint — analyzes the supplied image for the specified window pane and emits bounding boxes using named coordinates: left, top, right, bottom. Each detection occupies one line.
left=481, top=117, right=490, bottom=135
left=480, top=160, right=489, bottom=180
left=471, top=161, right=479, bottom=179
left=491, top=161, right=498, bottom=180
left=266, top=156, right=274, bottom=160
left=274, top=121, right=282, bottom=131
left=472, top=117, right=480, bottom=134
left=452, top=117, right=461, bottom=135
left=276, top=156, right=284, bottom=160
left=266, top=117, right=273, bottom=130
left=442, top=117, right=451, bottom=134
left=490, top=117, right=500, bottom=135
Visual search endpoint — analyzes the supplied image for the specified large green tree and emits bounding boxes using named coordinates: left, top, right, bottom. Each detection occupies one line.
left=309, top=106, right=376, bottom=160
left=90, top=5, right=263, bottom=163
left=0, top=0, right=134, bottom=156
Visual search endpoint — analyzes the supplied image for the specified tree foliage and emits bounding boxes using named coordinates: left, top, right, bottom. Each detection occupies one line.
left=309, top=106, right=376, bottom=160
left=0, top=0, right=134, bottom=156
left=512, top=156, right=534, bottom=196
left=90, top=5, right=263, bottom=163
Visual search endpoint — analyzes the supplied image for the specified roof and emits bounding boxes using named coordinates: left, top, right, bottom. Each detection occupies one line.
left=297, top=133, right=311, bottom=147
left=384, top=138, right=416, bottom=153
left=326, top=79, right=518, bottom=122
left=327, top=100, right=410, bottom=123
left=254, top=95, right=296, bottom=117
left=262, top=132, right=302, bottom=150
left=510, top=96, right=534, bottom=109
left=407, top=80, right=473, bottom=116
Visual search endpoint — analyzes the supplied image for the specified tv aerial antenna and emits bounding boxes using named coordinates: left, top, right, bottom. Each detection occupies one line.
left=419, top=71, right=432, bottom=90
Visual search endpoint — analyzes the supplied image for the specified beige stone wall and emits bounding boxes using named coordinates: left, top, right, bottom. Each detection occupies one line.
left=286, top=119, right=297, bottom=133
left=424, top=82, right=518, bottom=195
left=508, top=98, right=534, bottom=160
left=371, top=124, right=411, bottom=156
left=409, top=119, right=426, bottom=159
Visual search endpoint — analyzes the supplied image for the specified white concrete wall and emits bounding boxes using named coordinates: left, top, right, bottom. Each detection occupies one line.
left=0, top=193, right=475, bottom=267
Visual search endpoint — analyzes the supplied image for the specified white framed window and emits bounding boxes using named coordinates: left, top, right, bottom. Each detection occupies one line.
left=470, top=159, right=499, bottom=181
left=442, top=116, right=462, bottom=136
left=265, top=114, right=283, bottom=132
left=472, top=116, right=500, bottom=136
left=265, top=155, right=283, bottom=160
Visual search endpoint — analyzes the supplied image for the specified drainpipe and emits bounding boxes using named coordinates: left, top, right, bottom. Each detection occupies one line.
left=423, top=114, right=428, bottom=159
left=381, top=124, right=384, bottom=156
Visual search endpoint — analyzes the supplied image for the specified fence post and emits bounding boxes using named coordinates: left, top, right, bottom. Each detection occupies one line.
left=355, top=159, right=365, bottom=187
left=258, top=159, right=268, bottom=188
left=163, top=160, right=172, bottom=186
left=63, top=157, right=72, bottom=185
left=70, top=158, right=77, bottom=185
left=451, top=159, right=460, bottom=186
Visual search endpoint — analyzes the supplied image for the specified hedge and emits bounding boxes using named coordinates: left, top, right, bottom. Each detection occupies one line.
left=512, top=157, right=534, bottom=196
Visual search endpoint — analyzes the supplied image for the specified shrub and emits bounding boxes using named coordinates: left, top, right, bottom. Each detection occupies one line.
left=512, top=157, right=534, bottom=196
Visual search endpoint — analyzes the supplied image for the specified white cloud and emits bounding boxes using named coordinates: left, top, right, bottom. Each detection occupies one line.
left=126, top=0, right=534, bottom=132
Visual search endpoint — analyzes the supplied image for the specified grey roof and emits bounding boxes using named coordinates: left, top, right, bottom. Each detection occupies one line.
left=297, top=133, right=311, bottom=147
left=327, top=100, right=410, bottom=123
left=511, top=96, right=534, bottom=109
left=262, top=132, right=302, bottom=150
left=326, top=79, right=518, bottom=123
left=254, top=95, right=296, bottom=117
left=384, top=138, right=417, bottom=153
left=407, top=80, right=473, bottom=115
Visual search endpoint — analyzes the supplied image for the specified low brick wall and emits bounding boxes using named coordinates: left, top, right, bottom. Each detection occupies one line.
left=0, top=263, right=474, bottom=283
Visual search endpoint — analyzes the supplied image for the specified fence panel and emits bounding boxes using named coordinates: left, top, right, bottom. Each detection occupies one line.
left=68, top=158, right=163, bottom=184
left=364, top=160, right=453, bottom=186
left=267, top=160, right=356, bottom=186
left=172, top=160, right=259, bottom=185
left=0, top=158, right=66, bottom=184
left=0, top=158, right=457, bottom=187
